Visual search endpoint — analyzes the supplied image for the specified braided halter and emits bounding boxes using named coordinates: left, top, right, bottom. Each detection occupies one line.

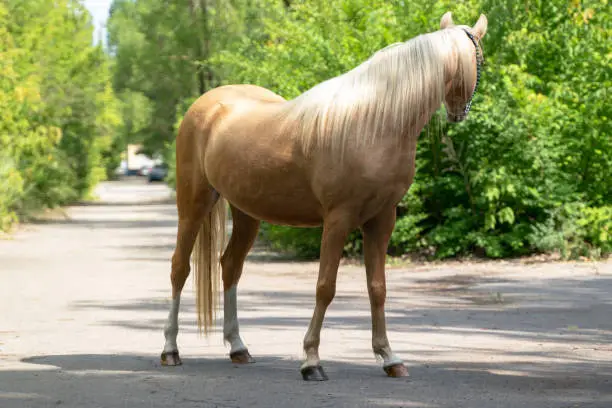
left=455, top=29, right=484, bottom=120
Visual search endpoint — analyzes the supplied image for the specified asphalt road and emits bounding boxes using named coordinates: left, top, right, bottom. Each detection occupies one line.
left=1, top=178, right=611, bottom=408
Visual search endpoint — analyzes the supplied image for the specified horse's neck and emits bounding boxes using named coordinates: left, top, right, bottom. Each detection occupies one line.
left=282, top=30, right=451, bottom=156
left=382, top=80, right=446, bottom=154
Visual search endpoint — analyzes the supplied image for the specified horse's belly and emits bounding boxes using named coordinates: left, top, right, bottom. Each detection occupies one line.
left=220, top=182, right=323, bottom=227
left=205, top=147, right=323, bottom=227
left=231, top=194, right=323, bottom=227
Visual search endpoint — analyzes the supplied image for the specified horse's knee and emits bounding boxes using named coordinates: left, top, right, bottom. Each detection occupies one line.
left=316, top=280, right=336, bottom=307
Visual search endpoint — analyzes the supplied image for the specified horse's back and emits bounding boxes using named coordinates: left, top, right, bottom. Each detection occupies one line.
left=184, top=85, right=323, bottom=225
left=177, top=84, right=286, bottom=159
left=198, top=84, right=286, bottom=108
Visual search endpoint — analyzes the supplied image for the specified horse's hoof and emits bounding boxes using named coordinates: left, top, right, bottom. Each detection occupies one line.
left=230, top=349, right=255, bottom=364
left=301, top=365, right=329, bottom=381
left=161, top=350, right=182, bottom=366
left=383, top=363, right=409, bottom=378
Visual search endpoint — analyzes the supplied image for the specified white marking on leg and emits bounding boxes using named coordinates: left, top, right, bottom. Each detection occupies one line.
left=223, top=285, right=247, bottom=353
left=163, top=295, right=180, bottom=353
left=375, top=345, right=404, bottom=367
left=301, top=305, right=327, bottom=369
left=371, top=307, right=404, bottom=368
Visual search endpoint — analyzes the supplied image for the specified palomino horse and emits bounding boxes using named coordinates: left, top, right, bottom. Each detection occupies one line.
left=161, top=12, right=488, bottom=381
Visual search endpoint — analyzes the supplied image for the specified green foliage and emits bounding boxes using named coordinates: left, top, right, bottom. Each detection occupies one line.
left=530, top=203, right=612, bottom=259
left=0, top=0, right=122, bottom=229
left=0, top=155, right=23, bottom=230
left=107, top=0, right=255, bottom=156
left=260, top=224, right=323, bottom=259
left=214, top=0, right=401, bottom=97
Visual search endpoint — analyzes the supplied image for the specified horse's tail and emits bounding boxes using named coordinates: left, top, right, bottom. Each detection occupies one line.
left=193, top=195, right=228, bottom=336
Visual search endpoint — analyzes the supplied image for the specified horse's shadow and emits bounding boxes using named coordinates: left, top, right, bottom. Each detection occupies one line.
left=19, top=353, right=390, bottom=381
left=7, top=352, right=610, bottom=408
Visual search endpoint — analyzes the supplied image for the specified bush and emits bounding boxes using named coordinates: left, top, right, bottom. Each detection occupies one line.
left=0, top=155, right=23, bottom=230
left=530, top=204, right=612, bottom=260
left=260, top=224, right=322, bottom=259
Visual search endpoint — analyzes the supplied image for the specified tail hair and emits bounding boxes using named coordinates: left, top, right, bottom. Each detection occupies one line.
left=193, top=196, right=228, bottom=335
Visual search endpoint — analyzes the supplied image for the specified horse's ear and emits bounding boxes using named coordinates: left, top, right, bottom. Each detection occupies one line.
left=440, top=12, right=454, bottom=29
left=473, top=14, right=488, bottom=39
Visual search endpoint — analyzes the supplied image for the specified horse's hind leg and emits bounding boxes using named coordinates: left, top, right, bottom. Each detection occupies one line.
left=161, top=180, right=218, bottom=366
left=221, top=205, right=260, bottom=363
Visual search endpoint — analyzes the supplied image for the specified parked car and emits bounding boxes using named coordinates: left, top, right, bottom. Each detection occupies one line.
left=148, top=163, right=169, bottom=182
left=139, top=165, right=152, bottom=176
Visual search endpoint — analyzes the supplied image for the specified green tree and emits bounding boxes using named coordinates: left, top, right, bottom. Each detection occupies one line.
left=0, top=0, right=122, bottom=230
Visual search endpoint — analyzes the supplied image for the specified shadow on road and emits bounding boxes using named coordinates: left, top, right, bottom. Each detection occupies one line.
left=44, top=275, right=611, bottom=406
left=2, top=352, right=609, bottom=408
left=67, top=275, right=612, bottom=342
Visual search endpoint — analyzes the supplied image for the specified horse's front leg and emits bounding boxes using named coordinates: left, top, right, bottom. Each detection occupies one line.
left=301, top=213, right=352, bottom=381
left=362, top=206, right=408, bottom=377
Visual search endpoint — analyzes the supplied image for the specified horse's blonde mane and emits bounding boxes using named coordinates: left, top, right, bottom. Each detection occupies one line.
left=279, top=27, right=476, bottom=157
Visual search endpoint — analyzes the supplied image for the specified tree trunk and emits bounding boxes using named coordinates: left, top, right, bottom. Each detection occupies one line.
left=190, top=0, right=213, bottom=95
